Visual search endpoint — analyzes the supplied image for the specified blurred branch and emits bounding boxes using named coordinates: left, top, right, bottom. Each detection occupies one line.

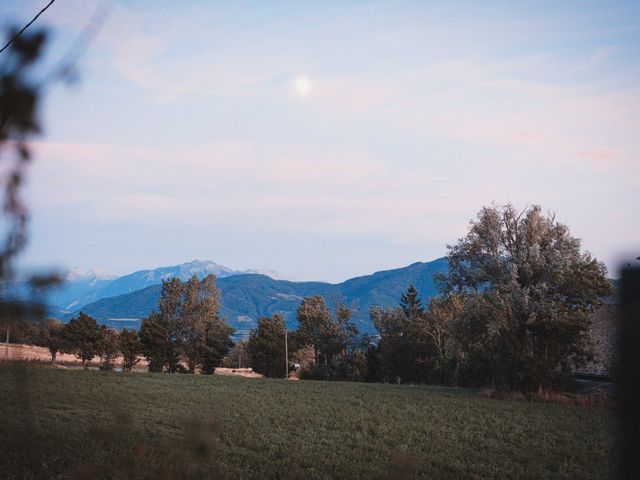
left=0, top=1, right=56, bottom=55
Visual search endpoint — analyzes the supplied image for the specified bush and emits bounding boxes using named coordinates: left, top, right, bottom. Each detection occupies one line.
left=300, top=364, right=331, bottom=381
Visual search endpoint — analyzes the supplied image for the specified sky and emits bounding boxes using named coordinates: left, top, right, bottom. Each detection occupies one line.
left=3, top=0, right=639, bottom=282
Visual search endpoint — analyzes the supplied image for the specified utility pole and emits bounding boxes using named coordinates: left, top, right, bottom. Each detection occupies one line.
left=238, top=341, right=242, bottom=369
left=4, top=324, right=9, bottom=360
left=285, top=329, right=289, bottom=379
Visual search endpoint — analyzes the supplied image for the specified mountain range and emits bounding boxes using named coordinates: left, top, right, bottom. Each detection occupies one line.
left=17, top=260, right=282, bottom=313
left=58, top=258, right=448, bottom=335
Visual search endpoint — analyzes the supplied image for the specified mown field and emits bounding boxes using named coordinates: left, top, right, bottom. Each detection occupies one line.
left=0, top=363, right=616, bottom=479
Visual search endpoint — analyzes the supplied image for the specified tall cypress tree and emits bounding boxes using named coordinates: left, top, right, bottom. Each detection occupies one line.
left=400, top=284, right=424, bottom=320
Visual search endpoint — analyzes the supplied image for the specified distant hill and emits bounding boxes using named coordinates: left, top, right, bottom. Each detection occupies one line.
left=11, top=260, right=282, bottom=313
left=67, top=258, right=449, bottom=334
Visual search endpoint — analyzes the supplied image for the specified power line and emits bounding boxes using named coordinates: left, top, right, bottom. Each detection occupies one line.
left=0, top=0, right=57, bottom=54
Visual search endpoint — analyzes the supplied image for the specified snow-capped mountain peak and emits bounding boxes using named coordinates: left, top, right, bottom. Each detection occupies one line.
left=65, top=267, right=115, bottom=282
left=45, top=260, right=287, bottom=313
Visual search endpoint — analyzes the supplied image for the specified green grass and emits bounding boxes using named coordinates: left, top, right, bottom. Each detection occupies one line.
left=0, top=363, right=616, bottom=479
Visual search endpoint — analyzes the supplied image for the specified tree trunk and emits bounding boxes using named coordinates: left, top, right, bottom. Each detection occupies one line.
left=50, top=349, right=57, bottom=366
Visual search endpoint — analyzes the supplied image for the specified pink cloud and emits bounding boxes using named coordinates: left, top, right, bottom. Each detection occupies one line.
left=576, top=149, right=626, bottom=170
left=577, top=149, right=619, bottom=162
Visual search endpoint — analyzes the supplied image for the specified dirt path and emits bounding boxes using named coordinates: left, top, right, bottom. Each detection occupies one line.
left=1, top=343, right=262, bottom=377
left=1, top=343, right=148, bottom=370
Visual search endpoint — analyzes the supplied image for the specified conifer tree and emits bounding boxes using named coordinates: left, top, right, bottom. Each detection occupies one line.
left=139, top=313, right=178, bottom=372
left=247, top=313, right=287, bottom=378
left=400, top=284, right=424, bottom=320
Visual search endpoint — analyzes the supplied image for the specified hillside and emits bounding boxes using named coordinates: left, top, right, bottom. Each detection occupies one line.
left=69, top=258, right=449, bottom=333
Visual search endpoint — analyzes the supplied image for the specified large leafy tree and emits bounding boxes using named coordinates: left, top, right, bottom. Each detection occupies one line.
left=180, top=274, right=232, bottom=373
left=422, top=294, right=464, bottom=383
left=296, top=296, right=334, bottom=365
left=296, top=296, right=360, bottom=379
left=35, top=318, right=65, bottom=366
left=119, top=328, right=140, bottom=372
left=61, top=312, right=101, bottom=370
left=177, top=275, right=216, bottom=372
left=440, top=204, right=613, bottom=389
left=140, top=275, right=232, bottom=373
left=96, top=326, right=119, bottom=371
left=331, top=305, right=362, bottom=380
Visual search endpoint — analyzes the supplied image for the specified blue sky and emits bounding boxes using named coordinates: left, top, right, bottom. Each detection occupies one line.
left=4, top=0, right=640, bottom=281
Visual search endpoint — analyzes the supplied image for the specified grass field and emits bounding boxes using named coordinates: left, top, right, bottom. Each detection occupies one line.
left=0, top=363, right=616, bottom=479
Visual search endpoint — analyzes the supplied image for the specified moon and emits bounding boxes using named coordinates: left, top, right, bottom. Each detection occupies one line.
left=294, top=76, right=312, bottom=96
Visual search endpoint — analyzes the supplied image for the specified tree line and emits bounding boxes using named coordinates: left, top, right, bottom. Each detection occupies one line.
left=11, top=274, right=233, bottom=373
left=5, top=204, right=613, bottom=391
left=246, top=204, right=612, bottom=391
left=14, top=313, right=141, bottom=371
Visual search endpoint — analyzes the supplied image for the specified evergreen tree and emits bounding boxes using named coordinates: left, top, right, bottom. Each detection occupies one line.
left=139, top=313, right=177, bottom=372
left=371, top=289, right=436, bottom=384
left=247, top=314, right=288, bottom=378
left=400, top=284, right=424, bottom=320
left=201, top=318, right=234, bottom=374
